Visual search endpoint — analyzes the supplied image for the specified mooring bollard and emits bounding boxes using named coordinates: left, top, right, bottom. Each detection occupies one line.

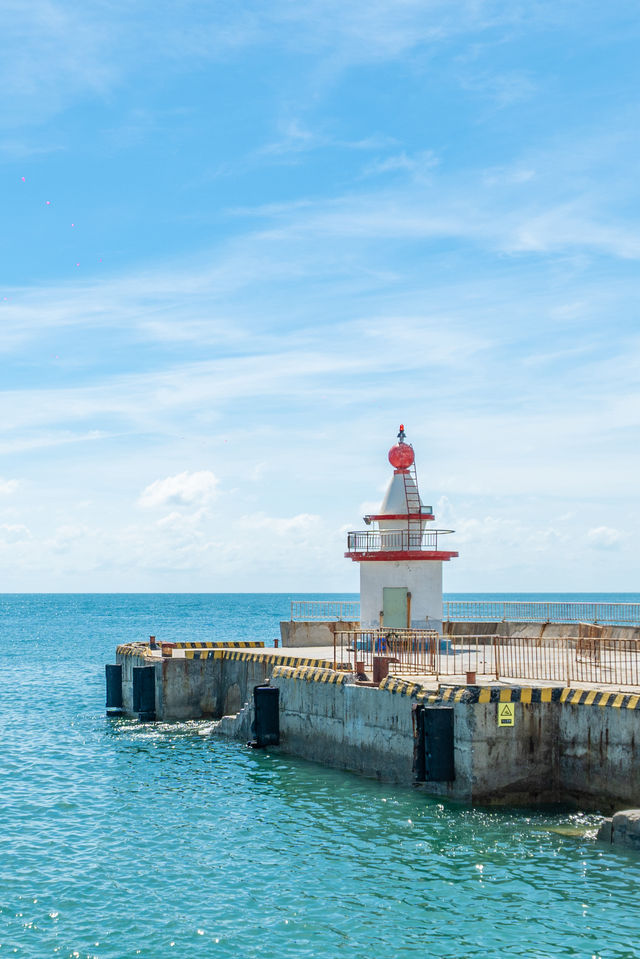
left=373, top=656, right=390, bottom=684
left=149, top=635, right=157, bottom=649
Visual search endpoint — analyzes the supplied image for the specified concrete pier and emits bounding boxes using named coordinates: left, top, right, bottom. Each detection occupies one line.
left=112, top=636, right=640, bottom=813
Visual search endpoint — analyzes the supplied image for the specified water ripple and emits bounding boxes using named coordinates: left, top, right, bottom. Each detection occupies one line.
left=1, top=595, right=638, bottom=959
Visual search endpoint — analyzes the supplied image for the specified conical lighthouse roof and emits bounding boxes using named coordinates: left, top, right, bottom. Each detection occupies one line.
left=379, top=471, right=422, bottom=515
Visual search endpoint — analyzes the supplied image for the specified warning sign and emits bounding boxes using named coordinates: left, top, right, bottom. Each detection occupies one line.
left=498, top=702, right=515, bottom=727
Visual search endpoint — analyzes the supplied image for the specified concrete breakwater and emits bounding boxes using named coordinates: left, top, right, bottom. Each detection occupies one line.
left=282, top=619, right=640, bottom=647
left=443, top=620, right=640, bottom=641
left=110, top=640, right=640, bottom=813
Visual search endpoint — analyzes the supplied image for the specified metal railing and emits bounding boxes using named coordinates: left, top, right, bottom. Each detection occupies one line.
left=443, top=601, right=640, bottom=626
left=291, top=599, right=640, bottom=627
left=334, top=629, right=640, bottom=688
left=437, top=634, right=640, bottom=688
left=335, top=628, right=440, bottom=675
left=346, top=529, right=455, bottom=553
left=290, top=600, right=360, bottom=622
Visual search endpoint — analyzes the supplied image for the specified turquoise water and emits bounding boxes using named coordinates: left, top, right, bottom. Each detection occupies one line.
left=2, top=594, right=639, bottom=959
left=446, top=592, right=640, bottom=603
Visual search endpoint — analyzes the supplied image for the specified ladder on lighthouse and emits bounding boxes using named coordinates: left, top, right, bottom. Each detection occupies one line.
left=402, top=455, right=423, bottom=550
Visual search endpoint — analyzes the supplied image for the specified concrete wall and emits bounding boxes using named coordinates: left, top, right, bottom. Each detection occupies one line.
left=117, top=648, right=149, bottom=714
left=462, top=700, right=558, bottom=805
left=117, top=648, right=274, bottom=721
left=281, top=618, right=640, bottom=647
left=157, top=657, right=219, bottom=720
left=558, top=701, right=640, bottom=809
left=273, top=668, right=416, bottom=783
left=270, top=675, right=556, bottom=803
left=117, top=651, right=224, bottom=720
left=280, top=620, right=359, bottom=647
left=445, top=621, right=640, bottom=641
left=215, top=655, right=273, bottom=718
left=415, top=688, right=640, bottom=810
left=359, top=560, right=443, bottom=629
left=115, top=646, right=640, bottom=810
left=269, top=676, right=640, bottom=809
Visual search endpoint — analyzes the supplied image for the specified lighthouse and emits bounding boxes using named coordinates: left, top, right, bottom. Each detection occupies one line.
left=345, top=425, right=458, bottom=631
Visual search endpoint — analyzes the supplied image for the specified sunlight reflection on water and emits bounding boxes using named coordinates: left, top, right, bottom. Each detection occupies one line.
left=1, top=595, right=638, bottom=959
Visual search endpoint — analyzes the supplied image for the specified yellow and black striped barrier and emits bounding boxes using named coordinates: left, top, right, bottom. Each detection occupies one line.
left=179, top=648, right=343, bottom=670
left=172, top=641, right=265, bottom=649
left=272, top=664, right=348, bottom=685
left=116, top=644, right=151, bottom=658
left=558, top=688, right=640, bottom=709
left=115, top=642, right=351, bottom=672
left=184, top=649, right=224, bottom=660
left=379, top=677, right=640, bottom=710
left=380, top=676, right=425, bottom=698
left=221, top=650, right=336, bottom=669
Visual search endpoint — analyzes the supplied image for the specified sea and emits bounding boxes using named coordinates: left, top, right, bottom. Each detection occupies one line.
left=2, top=592, right=640, bottom=959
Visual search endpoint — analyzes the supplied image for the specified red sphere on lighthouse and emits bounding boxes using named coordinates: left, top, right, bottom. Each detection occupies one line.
left=388, top=444, right=414, bottom=470
left=388, top=423, right=415, bottom=470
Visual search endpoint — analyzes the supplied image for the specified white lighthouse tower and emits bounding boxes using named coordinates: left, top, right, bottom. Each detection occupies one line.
left=345, top=425, right=457, bottom=630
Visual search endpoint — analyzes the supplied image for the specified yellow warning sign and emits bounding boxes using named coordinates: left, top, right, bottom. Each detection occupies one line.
left=498, top=702, right=515, bottom=727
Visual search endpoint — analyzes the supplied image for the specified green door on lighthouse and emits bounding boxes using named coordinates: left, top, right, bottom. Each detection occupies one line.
left=383, top=587, right=408, bottom=628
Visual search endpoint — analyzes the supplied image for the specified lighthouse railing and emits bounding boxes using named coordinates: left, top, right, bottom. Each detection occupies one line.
left=346, top=529, right=455, bottom=553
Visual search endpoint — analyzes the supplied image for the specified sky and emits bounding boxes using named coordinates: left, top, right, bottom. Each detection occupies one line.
left=1, top=0, right=639, bottom=593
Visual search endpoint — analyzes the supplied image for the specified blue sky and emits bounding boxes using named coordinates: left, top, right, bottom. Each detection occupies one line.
left=1, top=0, right=639, bottom=592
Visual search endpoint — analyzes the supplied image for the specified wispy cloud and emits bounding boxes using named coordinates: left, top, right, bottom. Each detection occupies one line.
left=587, top=526, right=626, bottom=549
left=2, top=0, right=639, bottom=591
left=0, top=523, right=32, bottom=544
left=2, top=0, right=565, bottom=129
left=1, top=0, right=117, bottom=125
left=457, top=68, right=538, bottom=109
left=138, top=471, right=219, bottom=509
left=362, top=151, right=439, bottom=178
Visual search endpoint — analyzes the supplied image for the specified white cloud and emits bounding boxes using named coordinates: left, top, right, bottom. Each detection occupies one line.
left=2, top=0, right=543, bottom=130
left=156, top=509, right=210, bottom=532
left=138, top=471, right=219, bottom=509
left=0, top=523, right=32, bottom=543
left=587, top=526, right=625, bottom=549
left=44, top=524, right=91, bottom=554
left=238, top=512, right=321, bottom=535
left=362, top=150, right=439, bottom=178
left=457, top=69, right=537, bottom=109
left=0, top=479, right=19, bottom=495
